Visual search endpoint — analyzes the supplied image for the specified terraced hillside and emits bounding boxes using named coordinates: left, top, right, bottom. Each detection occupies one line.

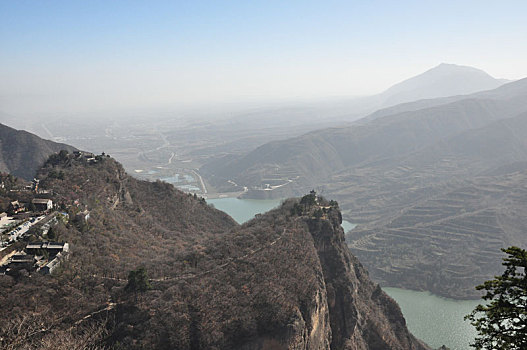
left=328, top=110, right=527, bottom=223
left=348, top=171, right=527, bottom=298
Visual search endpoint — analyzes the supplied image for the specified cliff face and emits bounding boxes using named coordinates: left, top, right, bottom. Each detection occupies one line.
left=305, top=209, right=428, bottom=350
left=231, top=202, right=429, bottom=350
left=237, top=288, right=331, bottom=350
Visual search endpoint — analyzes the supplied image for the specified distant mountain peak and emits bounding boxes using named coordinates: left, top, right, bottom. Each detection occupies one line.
left=436, top=62, right=476, bottom=68
left=426, top=62, right=492, bottom=75
left=380, top=63, right=505, bottom=107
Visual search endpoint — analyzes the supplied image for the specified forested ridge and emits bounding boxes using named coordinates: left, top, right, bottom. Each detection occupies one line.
left=1, top=152, right=428, bottom=349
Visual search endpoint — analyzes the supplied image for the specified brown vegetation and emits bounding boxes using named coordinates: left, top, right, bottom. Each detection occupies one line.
left=1, top=153, right=428, bottom=349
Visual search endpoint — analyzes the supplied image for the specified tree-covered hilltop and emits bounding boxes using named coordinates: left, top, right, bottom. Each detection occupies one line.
left=1, top=151, right=429, bottom=349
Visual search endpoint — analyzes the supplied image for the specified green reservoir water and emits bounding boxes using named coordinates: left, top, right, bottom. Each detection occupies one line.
left=207, top=197, right=282, bottom=224
left=209, top=197, right=480, bottom=350
left=383, top=288, right=479, bottom=350
left=341, top=220, right=356, bottom=233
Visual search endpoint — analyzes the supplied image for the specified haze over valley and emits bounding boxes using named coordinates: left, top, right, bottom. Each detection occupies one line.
left=2, top=1, right=527, bottom=349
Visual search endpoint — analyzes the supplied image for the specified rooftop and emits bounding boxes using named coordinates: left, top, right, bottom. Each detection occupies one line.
left=32, top=198, right=52, bottom=204
left=26, top=242, right=69, bottom=251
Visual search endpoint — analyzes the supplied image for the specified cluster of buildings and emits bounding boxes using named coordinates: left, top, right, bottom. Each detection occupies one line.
left=73, top=151, right=109, bottom=164
left=1, top=198, right=56, bottom=250
left=0, top=241, right=69, bottom=275
left=0, top=151, right=104, bottom=277
left=1, top=199, right=53, bottom=246
left=3, top=198, right=53, bottom=218
left=1, top=198, right=72, bottom=276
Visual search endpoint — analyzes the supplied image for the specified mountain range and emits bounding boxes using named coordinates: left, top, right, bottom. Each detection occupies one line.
left=296, top=62, right=510, bottom=124
left=201, top=74, right=527, bottom=298
left=202, top=77, right=527, bottom=195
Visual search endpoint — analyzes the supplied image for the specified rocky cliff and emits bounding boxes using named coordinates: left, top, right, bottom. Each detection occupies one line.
left=304, top=203, right=428, bottom=349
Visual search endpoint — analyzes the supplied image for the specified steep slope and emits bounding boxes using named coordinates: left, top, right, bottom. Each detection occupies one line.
left=108, top=197, right=428, bottom=349
left=302, top=206, right=427, bottom=349
left=0, top=123, right=76, bottom=180
left=0, top=150, right=428, bottom=349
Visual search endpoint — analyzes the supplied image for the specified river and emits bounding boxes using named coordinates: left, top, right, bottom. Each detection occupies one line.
left=207, top=197, right=480, bottom=350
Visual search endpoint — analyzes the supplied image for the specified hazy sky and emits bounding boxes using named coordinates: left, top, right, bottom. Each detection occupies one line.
left=1, top=0, right=527, bottom=115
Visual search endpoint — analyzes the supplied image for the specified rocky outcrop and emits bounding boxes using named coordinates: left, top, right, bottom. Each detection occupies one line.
left=214, top=203, right=428, bottom=350
left=305, top=207, right=429, bottom=350
left=238, top=290, right=331, bottom=350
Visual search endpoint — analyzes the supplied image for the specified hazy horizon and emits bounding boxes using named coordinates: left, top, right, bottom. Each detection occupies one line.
left=2, top=0, right=527, bottom=116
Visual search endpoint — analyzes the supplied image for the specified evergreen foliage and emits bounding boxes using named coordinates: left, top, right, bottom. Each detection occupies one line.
left=125, top=266, right=152, bottom=293
left=465, top=246, right=527, bottom=349
left=300, top=191, right=317, bottom=207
